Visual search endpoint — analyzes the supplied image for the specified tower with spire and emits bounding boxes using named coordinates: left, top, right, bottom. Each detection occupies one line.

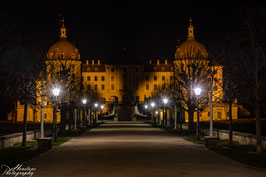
left=187, top=18, right=194, bottom=40
left=60, top=17, right=67, bottom=39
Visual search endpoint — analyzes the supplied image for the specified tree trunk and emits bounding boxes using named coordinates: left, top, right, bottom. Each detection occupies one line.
left=188, top=108, right=194, bottom=132
left=69, top=109, right=73, bottom=133
left=59, top=106, right=66, bottom=134
left=229, top=102, right=233, bottom=145
left=22, top=99, right=28, bottom=147
left=255, top=104, right=262, bottom=153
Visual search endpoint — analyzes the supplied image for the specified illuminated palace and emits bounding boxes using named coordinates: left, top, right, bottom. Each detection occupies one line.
left=10, top=18, right=238, bottom=123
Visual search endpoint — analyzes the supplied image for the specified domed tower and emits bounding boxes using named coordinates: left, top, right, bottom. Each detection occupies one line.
left=45, top=17, right=82, bottom=102
left=175, top=18, right=208, bottom=60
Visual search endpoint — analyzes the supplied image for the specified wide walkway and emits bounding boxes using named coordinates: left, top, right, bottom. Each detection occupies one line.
left=25, top=122, right=265, bottom=177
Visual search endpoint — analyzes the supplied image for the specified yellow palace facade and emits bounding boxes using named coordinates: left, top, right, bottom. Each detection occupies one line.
left=9, top=18, right=238, bottom=123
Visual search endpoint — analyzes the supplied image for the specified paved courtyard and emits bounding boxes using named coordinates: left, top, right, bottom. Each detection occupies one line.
left=24, top=122, right=265, bottom=177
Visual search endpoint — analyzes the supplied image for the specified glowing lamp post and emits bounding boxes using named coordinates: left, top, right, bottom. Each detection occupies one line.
left=94, top=103, right=99, bottom=124
left=82, top=98, right=87, bottom=126
left=194, top=87, right=202, bottom=141
left=150, top=102, right=155, bottom=123
left=100, top=105, right=104, bottom=123
left=162, top=98, right=168, bottom=125
left=52, top=87, right=60, bottom=142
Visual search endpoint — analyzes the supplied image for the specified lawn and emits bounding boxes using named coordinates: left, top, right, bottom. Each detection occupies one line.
left=0, top=137, right=69, bottom=172
left=154, top=124, right=266, bottom=169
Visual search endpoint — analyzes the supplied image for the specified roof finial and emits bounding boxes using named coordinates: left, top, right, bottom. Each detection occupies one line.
left=59, top=15, right=67, bottom=39
left=187, top=17, right=195, bottom=40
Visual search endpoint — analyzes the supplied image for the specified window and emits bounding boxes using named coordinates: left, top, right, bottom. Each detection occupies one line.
left=208, top=112, right=210, bottom=117
left=71, top=53, right=75, bottom=59
left=101, top=84, right=105, bottom=90
left=146, top=76, right=149, bottom=81
left=101, top=76, right=105, bottom=81
left=154, top=84, right=158, bottom=90
left=217, top=112, right=222, bottom=119
left=111, top=84, right=115, bottom=90
left=170, top=76, right=173, bottom=82
left=111, top=76, right=114, bottom=81
left=111, top=68, right=115, bottom=72
left=136, top=84, right=139, bottom=90
left=44, top=113, right=47, bottom=119
left=87, top=76, right=90, bottom=81
left=162, top=76, right=165, bottom=81
left=123, top=74, right=127, bottom=82
left=154, top=76, right=157, bottom=81
left=146, top=84, right=149, bottom=90
left=94, top=76, right=98, bottom=81
left=95, top=85, right=98, bottom=90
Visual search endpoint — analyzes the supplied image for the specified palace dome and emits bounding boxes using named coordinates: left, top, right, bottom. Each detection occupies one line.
left=47, top=18, right=80, bottom=60
left=47, top=39, right=80, bottom=60
left=175, top=18, right=208, bottom=60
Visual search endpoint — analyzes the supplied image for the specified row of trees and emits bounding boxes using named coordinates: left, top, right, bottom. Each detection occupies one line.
left=151, top=7, right=266, bottom=153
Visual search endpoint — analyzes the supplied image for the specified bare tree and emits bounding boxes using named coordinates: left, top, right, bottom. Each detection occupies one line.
left=172, top=51, right=210, bottom=132
left=226, top=7, right=266, bottom=153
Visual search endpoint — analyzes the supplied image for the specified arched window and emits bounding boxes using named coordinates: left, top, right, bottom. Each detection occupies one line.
left=71, top=53, right=75, bottom=59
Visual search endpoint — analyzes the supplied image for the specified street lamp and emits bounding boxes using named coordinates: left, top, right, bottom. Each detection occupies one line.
left=100, top=104, right=104, bottom=123
left=82, top=98, right=87, bottom=126
left=162, top=98, right=168, bottom=125
left=150, top=102, right=155, bottom=123
left=94, top=103, right=99, bottom=124
left=194, top=87, right=202, bottom=141
left=52, top=87, right=60, bottom=142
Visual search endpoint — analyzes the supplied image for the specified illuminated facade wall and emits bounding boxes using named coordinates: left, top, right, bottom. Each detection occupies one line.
left=82, top=60, right=173, bottom=103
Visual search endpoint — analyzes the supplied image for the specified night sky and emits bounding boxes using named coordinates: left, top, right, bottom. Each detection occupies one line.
left=5, top=1, right=262, bottom=63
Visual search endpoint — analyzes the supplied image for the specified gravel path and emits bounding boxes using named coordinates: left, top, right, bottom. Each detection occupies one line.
left=21, top=122, right=266, bottom=177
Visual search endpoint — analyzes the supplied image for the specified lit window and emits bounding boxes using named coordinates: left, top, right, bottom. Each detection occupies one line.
left=94, top=76, right=98, bottom=81
left=146, top=84, right=149, bottom=90
left=111, top=84, right=115, bottom=90
left=217, top=112, right=222, bottom=119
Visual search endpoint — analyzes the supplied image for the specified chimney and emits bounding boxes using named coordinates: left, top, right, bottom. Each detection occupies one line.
left=86, top=60, right=89, bottom=65
left=92, top=60, right=94, bottom=65
left=157, top=60, right=160, bottom=65
left=149, top=60, right=152, bottom=64
left=98, top=60, right=100, bottom=65
left=165, top=60, right=167, bottom=64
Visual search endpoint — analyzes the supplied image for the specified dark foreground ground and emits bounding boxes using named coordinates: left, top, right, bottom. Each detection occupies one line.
left=4, top=121, right=266, bottom=177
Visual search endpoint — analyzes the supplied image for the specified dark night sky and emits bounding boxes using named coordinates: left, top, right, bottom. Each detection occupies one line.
left=5, top=1, right=263, bottom=63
